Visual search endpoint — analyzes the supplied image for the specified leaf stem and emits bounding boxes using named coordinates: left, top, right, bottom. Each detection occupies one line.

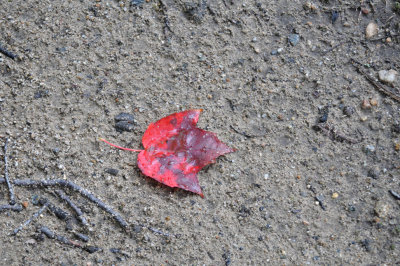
left=99, top=138, right=143, bottom=152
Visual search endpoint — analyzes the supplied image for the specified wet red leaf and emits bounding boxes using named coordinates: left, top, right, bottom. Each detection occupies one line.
left=101, top=109, right=234, bottom=197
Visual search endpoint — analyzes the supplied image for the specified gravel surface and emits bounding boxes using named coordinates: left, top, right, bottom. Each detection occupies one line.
left=1, top=0, right=400, bottom=264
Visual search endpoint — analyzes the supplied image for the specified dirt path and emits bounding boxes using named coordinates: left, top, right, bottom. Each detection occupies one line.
left=1, top=0, right=399, bottom=264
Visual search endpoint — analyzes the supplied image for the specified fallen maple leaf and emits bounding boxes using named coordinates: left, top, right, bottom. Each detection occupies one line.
left=101, top=109, right=235, bottom=197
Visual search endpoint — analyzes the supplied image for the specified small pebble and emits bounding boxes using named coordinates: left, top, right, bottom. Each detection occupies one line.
left=331, top=11, right=339, bottom=24
left=361, top=99, right=371, bottom=109
left=84, top=246, right=101, bottom=254
left=32, top=195, right=40, bottom=205
left=378, top=69, right=397, bottom=85
left=288, top=34, right=300, bottom=46
left=361, top=239, right=372, bottom=252
left=105, top=168, right=119, bottom=176
left=389, top=190, right=400, bottom=200
left=370, top=98, right=378, bottom=106
left=331, top=192, right=339, bottom=199
left=374, top=201, right=390, bottom=218
left=25, top=239, right=37, bottom=245
left=360, top=116, right=368, bottom=122
left=395, top=142, right=400, bottom=151
left=343, top=106, right=355, bottom=117
left=361, top=8, right=369, bottom=14
left=114, top=112, right=135, bottom=132
left=264, top=173, right=269, bottom=180
left=114, top=113, right=134, bottom=123
left=392, top=123, right=400, bottom=134
left=115, top=121, right=135, bottom=132
left=367, top=167, right=380, bottom=179
left=365, top=22, right=378, bottom=39
left=22, top=201, right=29, bottom=208
left=364, top=144, right=375, bottom=154
left=130, top=0, right=144, bottom=6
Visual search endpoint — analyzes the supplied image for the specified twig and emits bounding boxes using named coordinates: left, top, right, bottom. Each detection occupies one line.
left=12, top=202, right=49, bottom=235
left=313, top=123, right=361, bottom=144
left=0, top=204, right=23, bottom=212
left=3, top=138, right=16, bottom=205
left=39, top=197, right=70, bottom=221
left=0, top=178, right=128, bottom=228
left=0, top=44, right=17, bottom=60
left=40, top=226, right=84, bottom=249
left=55, top=189, right=88, bottom=227
left=74, top=232, right=89, bottom=242
left=351, top=59, right=400, bottom=103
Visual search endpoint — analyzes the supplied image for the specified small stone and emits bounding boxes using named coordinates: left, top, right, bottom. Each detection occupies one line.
left=288, top=34, right=300, bottom=46
left=316, top=195, right=325, bottom=202
left=367, top=167, right=380, bottom=179
left=343, top=22, right=351, bottom=27
left=115, top=121, right=135, bottom=132
left=25, top=239, right=37, bottom=245
left=331, top=192, right=339, bottom=199
left=374, top=201, right=390, bottom=218
left=130, top=0, right=144, bottom=6
left=105, top=168, right=119, bottom=176
left=395, top=142, right=400, bottom=151
left=386, top=37, right=392, bottom=43
left=361, top=8, right=369, bottom=14
left=114, top=112, right=135, bottom=132
left=370, top=98, right=378, bottom=106
left=360, top=116, right=368, bottom=122
left=264, top=173, right=269, bottom=180
left=361, top=239, right=372, bottom=252
left=364, top=144, right=375, bottom=154
left=114, top=113, right=134, bottom=123
left=277, top=48, right=283, bottom=53
left=303, top=2, right=318, bottom=12
left=32, top=195, right=40, bottom=205
left=271, top=49, right=278, bottom=55
left=365, top=22, right=378, bottom=39
left=22, top=201, right=29, bottom=208
left=84, top=246, right=101, bottom=254
left=343, top=106, right=355, bottom=117
left=392, top=123, right=400, bottom=134
left=378, top=69, right=397, bottom=85
left=361, top=99, right=371, bottom=109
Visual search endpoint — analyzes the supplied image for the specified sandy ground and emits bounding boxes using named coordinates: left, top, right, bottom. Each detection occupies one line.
left=1, top=0, right=400, bottom=264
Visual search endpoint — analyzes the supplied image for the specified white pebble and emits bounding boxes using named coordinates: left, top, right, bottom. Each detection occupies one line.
left=365, top=22, right=378, bottom=39
left=378, top=69, right=397, bottom=85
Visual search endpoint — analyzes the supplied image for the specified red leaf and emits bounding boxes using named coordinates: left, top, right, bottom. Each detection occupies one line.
left=101, top=110, right=234, bottom=197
